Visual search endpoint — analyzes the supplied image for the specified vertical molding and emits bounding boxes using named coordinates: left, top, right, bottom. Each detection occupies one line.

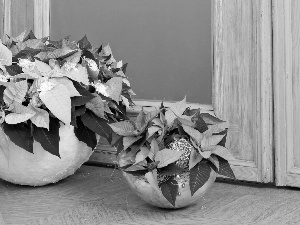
left=34, top=0, right=50, bottom=38
left=258, top=0, right=273, bottom=183
left=3, top=0, right=11, bottom=41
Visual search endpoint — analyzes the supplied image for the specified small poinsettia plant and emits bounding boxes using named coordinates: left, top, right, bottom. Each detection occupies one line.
left=0, top=30, right=135, bottom=158
left=108, top=97, right=236, bottom=207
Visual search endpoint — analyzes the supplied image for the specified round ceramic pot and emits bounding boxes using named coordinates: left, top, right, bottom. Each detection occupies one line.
left=0, top=124, right=96, bottom=186
left=122, top=169, right=217, bottom=209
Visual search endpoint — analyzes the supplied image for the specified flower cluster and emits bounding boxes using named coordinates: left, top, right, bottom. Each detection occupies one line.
left=0, top=31, right=135, bottom=157
left=109, top=97, right=235, bottom=206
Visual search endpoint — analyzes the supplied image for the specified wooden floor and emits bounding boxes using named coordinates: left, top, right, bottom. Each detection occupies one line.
left=1, top=166, right=300, bottom=225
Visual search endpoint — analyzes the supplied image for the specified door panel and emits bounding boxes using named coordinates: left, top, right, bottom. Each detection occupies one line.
left=213, top=0, right=273, bottom=182
left=273, top=0, right=300, bottom=187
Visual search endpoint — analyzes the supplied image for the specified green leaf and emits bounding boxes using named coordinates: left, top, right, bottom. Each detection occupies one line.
left=192, top=110, right=208, bottom=133
left=165, top=96, right=186, bottom=126
left=5, top=64, right=23, bottom=76
left=3, top=122, right=33, bottom=153
left=5, top=102, right=36, bottom=124
left=71, top=81, right=96, bottom=106
left=190, top=161, right=212, bottom=196
left=29, top=105, right=50, bottom=130
left=201, top=113, right=225, bottom=125
left=108, top=120, right=136, bottom=136
left=74, top=116, right=97, bottom=149
left=85, top=94, right=105, bottom=119
left=159, top=163, right=185, bottom=176
left=33, top=117, right=60, bottom=157
left=201, top=134, right=225, bottom=151
left=63, top=64, right=89, bottom=85
left=160, top=176, right=178, bottom=207
left=134, top=146, right=150, bottom=164
left=155, top=148, right=184, bottom=168
left=39, top=83, right=71, bottom=125
left=3, top=80, right=28, bottom=105
left=104, top=77, right=123, bottom=103
left=77, top=35, right=92, bottom=50
left=146, top=125, right=161, bottom=140
left=212, top=145, right=235, bottom=161
left=123, top=136, right=142, bottom=150
left=52, top=77, right=81, bottom=97
left=189, top=148, right=203, bottom=170
left=148, top=138, right=159, bottom=160
left=23, top=30, right=37, bottom=41
left=0, top=40, right=12, bottom=66
left=181, top=124, right=203, bottom=146
left=111, top=135, right=123, bottom=155
left=215, top=155, right=236, bottom=179
left=81, top=109, right=112, bottom=143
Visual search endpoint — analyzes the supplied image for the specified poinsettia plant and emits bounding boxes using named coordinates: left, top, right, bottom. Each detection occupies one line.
left=108, top=97, right=235, bottom=206
left=0, top=30, right=135, bottom=158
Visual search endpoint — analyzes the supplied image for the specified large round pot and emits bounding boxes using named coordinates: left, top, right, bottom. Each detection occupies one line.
left=122, top=169, right=217, bottom=209
left=0, top=124, right=96, bottom=186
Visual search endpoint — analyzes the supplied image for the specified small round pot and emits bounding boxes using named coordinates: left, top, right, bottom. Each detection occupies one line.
left=122, top=170, right=217, bottom=209
left=0, top=124, right=96, bottom=186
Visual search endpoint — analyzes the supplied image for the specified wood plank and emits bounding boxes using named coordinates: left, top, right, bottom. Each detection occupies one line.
left=0, top=0, right=4, bottom=40
left=33, top=0, right=49, bottom=38
left=273, top=0, right=300, bottom=187
left=213, top=0, right=273, bottom=182
left=3, top=0, right=11, bottom=42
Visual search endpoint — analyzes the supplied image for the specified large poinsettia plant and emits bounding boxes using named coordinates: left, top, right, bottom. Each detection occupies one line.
left=0, top=30, right=135, bottom=158
left=109, top=97, right=235, bottom=206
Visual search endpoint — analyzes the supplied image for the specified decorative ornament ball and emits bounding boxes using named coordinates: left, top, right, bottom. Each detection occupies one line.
left=0, top=124, right=96, bottom=186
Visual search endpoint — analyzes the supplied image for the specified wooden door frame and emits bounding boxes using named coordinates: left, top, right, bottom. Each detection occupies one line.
left=273, top=0, right=300, bottom=186
left=1, top=0, right=49, bottom=40
left=212, top=0, right=273, bottom=183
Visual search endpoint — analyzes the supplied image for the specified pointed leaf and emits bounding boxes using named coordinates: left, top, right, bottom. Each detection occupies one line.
left=165, top=96, right=186, bottom=126
left=201, top=113, right=225, bottom=125
left=33, top=117, right=60, bottom=157
left=85, top=94, right=105, bottom=119
left=192, top=110, right=208, bottom=133
left=159, top=163, right=185, bottom=176
left=189, top=148, right=203, bottom=170
left=105, top=77, right=123, bottom=102
left=146, top=126, right=161, bottom=140
left=215, top=155, right=236, bottom=179
left=190, top=161, right=212, bottom=196
left=148, top=137, right=159, bottom=161
left=5, top=103, right=36, bottom=124
left=160, top=176, right=178, bottom=206
left=29, top=105, right=50, bottom=130
left=135, top=146, right=150, bottom=164
left=0, top=40, right=12, bottom=66
left=182, top=124, right=203, bottom=146
left=35, top=59, right=52, bottom=76
left=39, top=84, right=71, bottom=125
left=201, top=134, right=225, bottom=151
left=4, top=80, right=28, bottom=105
left=71, top=81, right=96, bottom=106
left=74, top=116, right=97, bottom=149
left=2, top=123, right=33, bottom=153
left=81, top=109, right=112, bottom=143
left=108, top=120, right=136, bottom=136
left=212, top=145, right=235, bottom=161
left=208, top=155, right=219, bottom=172
left=123, top=136, right=142, bottom=150
left=155, top=149, right=184, bottom=168
left=77, top=35, right=92, bottom=50
left=52, top=77, right=81, bottom=97
left=63, top=65, right=89, bottom=85
left=112, top=135, right=124, bottom=155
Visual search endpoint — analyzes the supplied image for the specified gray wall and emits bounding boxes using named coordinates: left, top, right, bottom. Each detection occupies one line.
left=50, top=0, right=212, bottom=103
